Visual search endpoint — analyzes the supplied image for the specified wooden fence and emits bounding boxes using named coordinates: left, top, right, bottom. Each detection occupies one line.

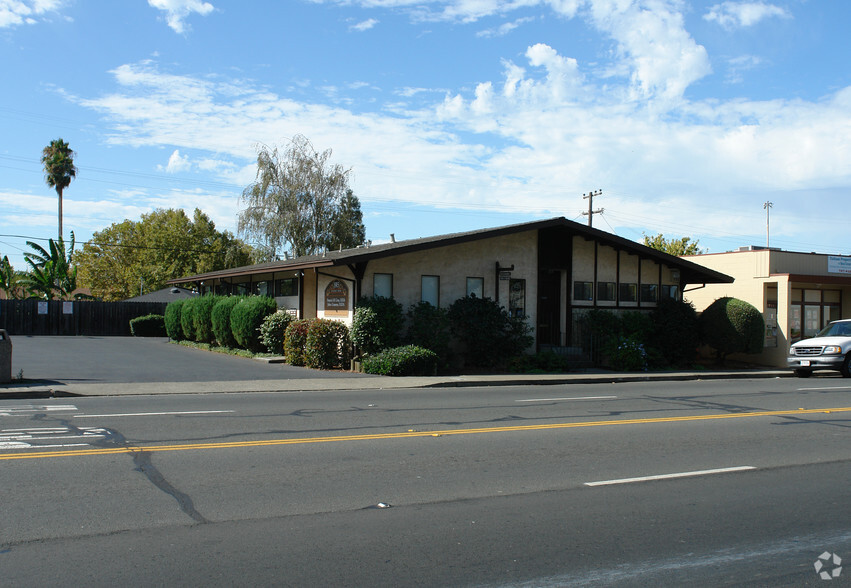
left=0, top=300, right=168, bottom=336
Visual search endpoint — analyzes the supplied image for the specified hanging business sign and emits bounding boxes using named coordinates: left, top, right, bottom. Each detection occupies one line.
left=828, top=256, right=851, bottom=275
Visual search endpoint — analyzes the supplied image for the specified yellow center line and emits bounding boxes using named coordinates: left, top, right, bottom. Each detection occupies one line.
left=2, top=406, right=849, bottom=461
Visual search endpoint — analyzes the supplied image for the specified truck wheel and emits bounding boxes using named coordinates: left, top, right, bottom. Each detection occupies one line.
left=794, top=369, right=812, bottom=378
left=842, top=355, right=851, bottom=378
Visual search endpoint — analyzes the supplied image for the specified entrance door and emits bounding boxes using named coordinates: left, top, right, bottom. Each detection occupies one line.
left=537, top=270, right=561, bottom=346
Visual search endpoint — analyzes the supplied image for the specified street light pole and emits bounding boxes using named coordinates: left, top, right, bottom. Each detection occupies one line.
left=763, top=201, right=773, bottom=248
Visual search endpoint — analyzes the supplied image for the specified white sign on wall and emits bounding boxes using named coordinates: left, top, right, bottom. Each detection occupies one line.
left=828, top=256, right=851, bottom=275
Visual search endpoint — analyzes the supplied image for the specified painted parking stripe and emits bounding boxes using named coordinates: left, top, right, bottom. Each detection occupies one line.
left=585, top=466, right=757, bottom=487
left=516, top=396, right=617, bottom=402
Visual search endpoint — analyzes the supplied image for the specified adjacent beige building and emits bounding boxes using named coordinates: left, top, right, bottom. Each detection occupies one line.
left=684, top=247, right=851, bottom=367
left=173, top=217, right=732, bottom=353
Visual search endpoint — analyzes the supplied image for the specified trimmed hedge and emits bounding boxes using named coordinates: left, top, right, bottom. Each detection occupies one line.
left=405, top=301, right=450, bottom=360
left=284, top=319, right=310, bottom=366
left=699, top=297, right=765, bottom=363
left=447, top=295, right=532, bottom=368
left=230, top=296, right=278, bottom=351
left=260, top=310, right=294, bottom=355
left=352, top=296, right=404, bottom=353
left=211, top=296, right=242, bottom=348
left=130, top=314, right=166, bottom=337
left=305, top=319, right=351, bottom=370
left=362, top=345, right=438, bottom=376
left=180, top=296, right=200, bottom=341
left=164, top=299, right=186, bottom=340
left=193, top=295, right=220, bottom=344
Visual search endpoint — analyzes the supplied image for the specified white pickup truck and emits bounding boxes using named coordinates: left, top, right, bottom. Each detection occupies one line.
left=787, top=319, right=851, bottom=378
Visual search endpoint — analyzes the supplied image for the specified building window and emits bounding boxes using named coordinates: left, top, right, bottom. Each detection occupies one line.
left=573, top=281, right=593, bottom=301
left=597, top=282, right=616, bottom=301
left=509, top=279, right=526, bottom=318
left=234, top=282, right=250, bottom=295
left=421, top=275, right=439, bottom=306
left=374, top=273, right=393, bottom=298
left=466, top=277, right=484, bottom=298
left=619, top=283, right=637, bottom=302
left=640, top=284, right=658, bottom=303
left=276, top=277, right=298, bottom=297
left=253, top=281, right=270, bottom=296
left=660, top=285, right=679, bottom=300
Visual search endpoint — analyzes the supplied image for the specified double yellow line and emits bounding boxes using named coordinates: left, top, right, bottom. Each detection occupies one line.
left=2, top=406, right=849, bottom=461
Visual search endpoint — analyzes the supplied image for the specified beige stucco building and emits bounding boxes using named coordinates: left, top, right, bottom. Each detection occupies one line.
left=173, top=217, right=732, bottom=353
left=683, top=247, right=851, bottom=367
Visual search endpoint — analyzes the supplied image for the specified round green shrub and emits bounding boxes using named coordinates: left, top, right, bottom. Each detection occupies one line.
left=284, top=319, right=311, bottom=366
left=361, top=345, right=438, bottom=376
left=305, top=319, right=351, bottom=370
left=352, top=296, right=404, bottom=352
left=650, top=298, right=699, bottom=367
left=164, top=299, right=186, bottom=340
left=180, top=296, right=200, bottom=341
left=405, top=301, right=450, bottom=360
left=447, top=295, right=533, bottom=368
left=192, top=295, right=220, bottom=344
left=130, top=314, right=166, bottom=337
left=230, top=296, right=278, bottom=351
left=211, top=296, right=243, bottom=347
left=260, top=310, right=294, bottom=354
left=609, top=336, right=648, bottom=371
left=699, top=297, right=765, bottom=363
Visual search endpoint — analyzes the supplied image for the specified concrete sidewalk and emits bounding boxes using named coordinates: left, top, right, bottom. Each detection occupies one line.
left=1, top=367, right=790, bottom=397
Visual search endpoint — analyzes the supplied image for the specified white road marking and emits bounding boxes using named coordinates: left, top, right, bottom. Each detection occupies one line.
left=0, top=427, right=109, bottom=450
left=73, top=410, right=235, bottom=418
left=585, top=466, right=757, bottom=487
left=516, top=396, right=617, bottom=402
left=0, top=404, right=78, bottom=416
left=798, top=386, right=851, bottom=391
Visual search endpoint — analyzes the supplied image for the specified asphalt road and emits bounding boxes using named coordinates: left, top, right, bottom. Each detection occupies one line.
left=1, top=378, right=850, bottom=586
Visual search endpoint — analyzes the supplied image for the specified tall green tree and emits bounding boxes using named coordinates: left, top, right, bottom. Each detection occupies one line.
left=238, top=135, right=367, bottom=258
left=19, top=232, right=83, bottom=300
left=41, top=138, right=77, bottom=240
left=643, top=233, right=703, bottom=256
left=0, top=255, right=22, bottom=299
left=76, top=208, right=256, bottom=301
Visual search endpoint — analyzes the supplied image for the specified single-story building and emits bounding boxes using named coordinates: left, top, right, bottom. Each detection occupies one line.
left=170, top=217, right=733, bottom=353
left=684, top=247, right=851, bottom=367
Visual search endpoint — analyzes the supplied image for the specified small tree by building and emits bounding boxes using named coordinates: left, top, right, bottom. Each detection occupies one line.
left=699, top=297, right=765, bottom=364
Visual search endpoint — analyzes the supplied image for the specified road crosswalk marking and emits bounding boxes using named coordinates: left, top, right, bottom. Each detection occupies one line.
left=0, top=404, right=78, bottom=417
left=0, top=426, right=108, bottom=450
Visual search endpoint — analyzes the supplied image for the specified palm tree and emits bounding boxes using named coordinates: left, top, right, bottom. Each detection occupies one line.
left=20, top=232, right=83, bottom=300
left=41, top=138, right=77, bottom=240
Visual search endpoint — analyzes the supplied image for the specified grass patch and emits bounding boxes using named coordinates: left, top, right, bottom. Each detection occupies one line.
left=173, top=340, right=278, bottom=360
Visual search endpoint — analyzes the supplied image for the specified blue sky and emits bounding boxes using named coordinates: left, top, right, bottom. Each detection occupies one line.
left=1, top=0, right=849, bottom=268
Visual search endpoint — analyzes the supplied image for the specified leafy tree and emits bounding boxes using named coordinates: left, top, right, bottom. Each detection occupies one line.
left=76, top=208, right=255, bottom=301
left=238, top=135, right=366, bottom=258
left=41, top=138, right=77, bottom=239
left=0, top=255, right=23, bottom=299
left=19, top=232, right=84, bottom=300
left=643, top=233, right=703, bottom=256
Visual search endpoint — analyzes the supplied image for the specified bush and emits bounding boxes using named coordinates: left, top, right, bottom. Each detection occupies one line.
left=211, top=296, right=243, bottom=347
left=305, top=319, right=351, bottom=370
left=284, top=319, right=311, bottom=366
left=352, top=296, right=404, bottom=353
left=230, top=296, right=278, bottom=351
left=507, top=351, right=572, bottom=374
left=260, top=310, right=294, bottom=355
left=164, top=299, right=186, bottom=340
left=362, top=345, right=439, bottom=376
left=447, top=295, right=533, bottom=368
left=192, top=295, right=220, bottom=344
left=699, top=297, right=765, bottom=364
left=130, top=314, right=166, bottom=337
left=609, top=336, right=648, bottom=371
left=650, top=298, right=699, bottom=367
left=180, top=296, right=200, bottom=341
left=405, top=301, right=450, bottom=360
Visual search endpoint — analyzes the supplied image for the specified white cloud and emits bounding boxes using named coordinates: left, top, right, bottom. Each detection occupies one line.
left=351, top=17, right=379, bottom=31
left=476, top=16, right=534, bottom=37
left=0, top=0, right=64, bottom=28
left=147, top=0, right=214, bottom=33
left=162, top=149, right=191, bottom=173
left=704, top=1, right=790, bottom=30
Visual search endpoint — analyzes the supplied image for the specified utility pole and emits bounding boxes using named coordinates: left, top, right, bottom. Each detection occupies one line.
left=582, top=190, right=603, bottom=227
left=763, top=201, right=773, bottom=248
